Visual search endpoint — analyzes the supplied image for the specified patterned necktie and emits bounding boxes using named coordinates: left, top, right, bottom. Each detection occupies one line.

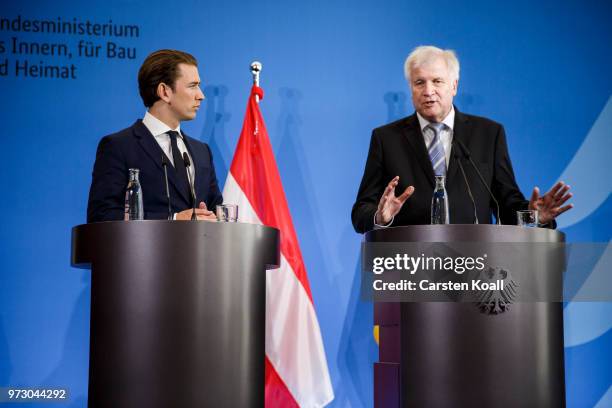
left=167, top=130, right=192, bottom=203
left=427, top=123, right=447, bottom=176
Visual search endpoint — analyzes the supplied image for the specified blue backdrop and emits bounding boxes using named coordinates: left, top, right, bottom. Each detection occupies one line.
left=1, top=0, right=611, bottom=406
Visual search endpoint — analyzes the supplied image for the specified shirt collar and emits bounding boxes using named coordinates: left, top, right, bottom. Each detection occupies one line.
left=142, top=111, right=181, bottom=137
left=416, top=106, right=455, bottom=132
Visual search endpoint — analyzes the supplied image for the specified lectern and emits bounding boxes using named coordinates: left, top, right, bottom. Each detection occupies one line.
left=71, top=221, right=279, bottom=408
left=370, top=225, right=566, bottom=408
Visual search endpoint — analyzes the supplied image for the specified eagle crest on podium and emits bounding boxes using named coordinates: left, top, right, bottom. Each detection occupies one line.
left=476, top=266, right=519, bottom=315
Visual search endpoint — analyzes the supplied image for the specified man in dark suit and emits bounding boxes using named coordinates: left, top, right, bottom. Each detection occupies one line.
left=352, top=46, right=572, bottom=233
left=87, top=49, right=222, bottom=223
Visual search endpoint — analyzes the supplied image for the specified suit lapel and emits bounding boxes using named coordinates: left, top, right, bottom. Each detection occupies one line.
left=132, top=120, right=192, bottom=204
left=402, top=114, right=435, bottom=188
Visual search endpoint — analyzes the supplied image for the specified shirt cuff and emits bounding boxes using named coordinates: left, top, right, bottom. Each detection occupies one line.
left=373, top=212, right=394, bottom=229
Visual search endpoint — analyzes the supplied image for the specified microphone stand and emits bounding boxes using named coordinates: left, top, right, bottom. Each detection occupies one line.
left=453, top=146, right=479, bottom=224
left=182, top=152, right=197, bottom=220
left=161, top=155, right=172, bottom=220
left=454, top=138, right=502, bottom=225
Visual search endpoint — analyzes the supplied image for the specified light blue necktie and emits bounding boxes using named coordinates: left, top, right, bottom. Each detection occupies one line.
left=427, top=123, right=447, bottom=176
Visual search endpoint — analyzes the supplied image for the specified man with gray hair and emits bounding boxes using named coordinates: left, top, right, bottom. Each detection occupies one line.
left=351, top=45, right=572, bottom=232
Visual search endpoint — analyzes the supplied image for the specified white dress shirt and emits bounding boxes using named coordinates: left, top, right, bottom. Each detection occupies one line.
left=142, top=111, right=196, bottom=188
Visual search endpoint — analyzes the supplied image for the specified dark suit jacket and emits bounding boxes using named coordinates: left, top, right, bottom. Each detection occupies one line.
left=87, top=120, right=223, bottom=222
left=351, top=109, right=529, bottom=233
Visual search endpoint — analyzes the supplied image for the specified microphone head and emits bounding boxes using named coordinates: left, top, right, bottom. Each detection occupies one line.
left=182, top=152, right=191, bottom=167
left=161, top=154, right=168, bottom=166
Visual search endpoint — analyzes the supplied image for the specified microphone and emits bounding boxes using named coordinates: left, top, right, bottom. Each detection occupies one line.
left=452, top=142, right=479, bottom=224
left=182, top=152, right=197, bottom=221
left=453, top=138, right=502, bottom=225
left=161, top=155, right=172, bottom=220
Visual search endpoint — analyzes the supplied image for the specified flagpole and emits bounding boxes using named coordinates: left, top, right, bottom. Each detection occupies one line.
left=250, top=61, right=262, bottom=102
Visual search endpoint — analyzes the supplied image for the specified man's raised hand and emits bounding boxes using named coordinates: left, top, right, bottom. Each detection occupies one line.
left=375, top=176, right=415, bottom=225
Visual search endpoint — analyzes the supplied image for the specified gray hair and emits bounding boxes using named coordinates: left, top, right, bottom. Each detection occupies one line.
left=404, top=45, right=460, bottom=83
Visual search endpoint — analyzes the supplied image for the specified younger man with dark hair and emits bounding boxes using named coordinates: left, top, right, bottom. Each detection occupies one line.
left=87, top=49, right=222, bottom=222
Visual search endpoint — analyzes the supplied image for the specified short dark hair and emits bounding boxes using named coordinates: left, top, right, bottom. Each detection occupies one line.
left=138, top=49, right=198, bottom=107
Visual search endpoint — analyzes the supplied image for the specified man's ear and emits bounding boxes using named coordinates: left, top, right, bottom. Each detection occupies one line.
left=157, top=82, right=172, bottom=103
left=452, top=79, right=458, bottom=96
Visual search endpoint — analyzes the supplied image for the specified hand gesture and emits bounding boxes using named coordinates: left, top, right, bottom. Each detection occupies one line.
left=375, top=176, right=415, bottom=225
left=528, top=181, right=573, bottom=224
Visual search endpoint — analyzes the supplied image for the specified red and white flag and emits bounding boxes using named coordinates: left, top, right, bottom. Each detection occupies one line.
left=223, top=85, right=334, bottom=407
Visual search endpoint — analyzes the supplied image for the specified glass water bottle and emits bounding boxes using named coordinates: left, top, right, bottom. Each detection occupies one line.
left=431, top=175, right=449, bottom=224
left=124, top=168, right=144, bottom=220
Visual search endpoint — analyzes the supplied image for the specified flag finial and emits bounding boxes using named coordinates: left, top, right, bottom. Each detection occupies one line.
left=250, top=61, right=262, bottom=86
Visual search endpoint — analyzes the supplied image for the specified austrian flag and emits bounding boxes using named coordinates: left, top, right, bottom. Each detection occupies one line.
left=222, top=85, right=334, bottom=407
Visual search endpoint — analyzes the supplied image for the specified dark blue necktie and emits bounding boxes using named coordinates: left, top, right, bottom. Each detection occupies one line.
left=167, top=130, right=192, bottom=204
